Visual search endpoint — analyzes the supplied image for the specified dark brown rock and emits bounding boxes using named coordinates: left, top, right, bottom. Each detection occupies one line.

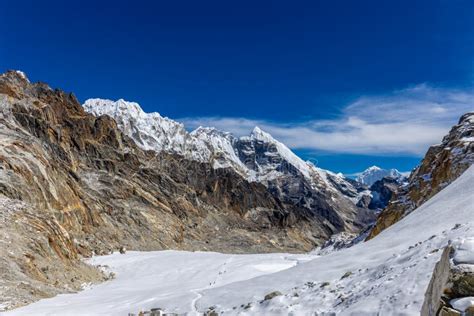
left=368, top=112, right=474, bottom=239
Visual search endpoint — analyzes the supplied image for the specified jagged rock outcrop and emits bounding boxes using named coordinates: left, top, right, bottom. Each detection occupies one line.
left=368, top=112, right=474, bottom=239
left=367, top=177, right=401, bottom=210
left=0, top=71, right=373, bottom=309
left=83, top=99, right=369, bottom=204
left=83, top=98, right=375, bottom=243
left=0, top=197, right=109, bottom=310
left=421, top=238, right=474, bottom=316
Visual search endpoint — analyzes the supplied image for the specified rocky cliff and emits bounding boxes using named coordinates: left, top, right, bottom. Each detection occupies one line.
left=0, top=71, right=373, bottom=309
left=368, top=112, right=474, bottom=239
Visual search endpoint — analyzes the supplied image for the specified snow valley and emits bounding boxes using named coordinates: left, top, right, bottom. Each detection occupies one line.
left=0, top=70, right=473, bottom=316
left=5, top=166, right=474, bottom=315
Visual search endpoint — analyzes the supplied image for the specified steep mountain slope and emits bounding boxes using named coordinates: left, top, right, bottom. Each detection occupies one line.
left=83, top=98, right=364, bottom=202
left=195, top=165, right=474, bottom=315
left=356, top=165, right=404, bottom=186
left=84, top=98, right=374, bottom=237
left=367, top=177, right=401, bottom=210
left=368, top=112, right=474, bottom=239
left=6, top=165, right=473, bottom=315
left=0, top=71, right=372, bottom=310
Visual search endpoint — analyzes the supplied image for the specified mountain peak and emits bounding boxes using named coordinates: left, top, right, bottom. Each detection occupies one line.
left=82, top=97, right=363, bottom=205
left=356, top=166, right=403, bottom=186
left=250, top=126, right=276, bottom=143
left=83, top=98, right=149, bottom=118
left=367, top=165, right=382, bottom=171
left=191, top=126, right=231, bottom=138
left=1, top=70, right=30, bottom=84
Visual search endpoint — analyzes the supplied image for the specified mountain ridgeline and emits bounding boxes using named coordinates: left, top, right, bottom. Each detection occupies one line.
left=368, top=111, right=474, bottom=239
left=0, top=71, right=373, bottom=308
left=1, top=70, right=473, bottom=311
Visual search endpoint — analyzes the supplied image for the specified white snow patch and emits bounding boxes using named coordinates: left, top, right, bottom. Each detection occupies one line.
left=15, top=70, right=29, bottom=82
left=452, top=237, right=474, bottom=265
left=450, top=296, right=474, bottom=312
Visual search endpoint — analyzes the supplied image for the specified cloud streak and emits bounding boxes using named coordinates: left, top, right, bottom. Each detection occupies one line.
left=179, top=84, right=474, bottom=156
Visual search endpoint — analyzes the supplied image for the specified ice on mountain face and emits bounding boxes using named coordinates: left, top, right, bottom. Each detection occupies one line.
left=190, top=127, right=248, bottom=173
left=83, top=99, right=190, bottom=154
left=14, top=70, right=29, bottom=82
left=356, top=165, right=404, bottom=186
left=83, top=99, right=359, bottom=198
left=243, top=125, right=314, bottom=180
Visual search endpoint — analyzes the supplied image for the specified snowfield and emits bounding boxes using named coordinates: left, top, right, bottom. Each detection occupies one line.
left=5, top=166, right=474, bottom=316
left=4, top=252, right=319, bottom=316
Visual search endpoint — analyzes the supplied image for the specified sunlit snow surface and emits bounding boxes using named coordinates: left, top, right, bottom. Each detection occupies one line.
left=4, top=252, right=318, bottom=316
left=5, top=166, right=474, bottom=316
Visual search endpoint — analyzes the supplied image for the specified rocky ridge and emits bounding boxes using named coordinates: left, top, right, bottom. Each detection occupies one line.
left=83, top=98, right=365, bottom=202
left=83, top=97, right=375, bottom=244
left=421, top=238, right=474, bottom=316
left=368, top=112, right=474, bottom=239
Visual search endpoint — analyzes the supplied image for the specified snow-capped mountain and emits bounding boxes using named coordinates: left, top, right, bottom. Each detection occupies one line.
left=83, top=98, right=362, bottom=201
left=1, top=71, right=376, bottom=309
left=3, top=72, right=473, bottom=316
left=355, top=165, right=404, bottom=186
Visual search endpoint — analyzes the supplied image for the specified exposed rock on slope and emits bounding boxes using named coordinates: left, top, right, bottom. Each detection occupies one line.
left=368, top=112, right=474, bottom=239
left=421, top=238, right=474, bottom=316
left=367, top=177, right=401, bottom=210
left=0, top=71, right=372, bottom=309
left=83, top=99, right=366, bottom=202
left=83, top=98, right=374, bottom=242
left=0, top=197, right=108, bottom=310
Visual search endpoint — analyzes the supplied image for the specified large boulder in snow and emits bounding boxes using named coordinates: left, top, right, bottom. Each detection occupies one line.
left=421, top=238, right=474, bottom=316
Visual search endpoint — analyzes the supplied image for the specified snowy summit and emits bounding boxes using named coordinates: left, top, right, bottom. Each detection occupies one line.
left=356, top=165, right=404, bottom=186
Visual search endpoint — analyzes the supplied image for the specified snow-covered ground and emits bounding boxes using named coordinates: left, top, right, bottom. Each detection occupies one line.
left=3, top=251, right=319, bottom=316
left=4, top=166, right=474, bottom=316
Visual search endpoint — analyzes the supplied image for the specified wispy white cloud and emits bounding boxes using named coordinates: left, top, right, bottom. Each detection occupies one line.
left=178, top=84, right=474, bottom=156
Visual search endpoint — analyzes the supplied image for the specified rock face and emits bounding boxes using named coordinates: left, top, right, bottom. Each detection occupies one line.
left=421, top=238, right=474, bottom=316
left=83, top=97, right=375, bottom=244
left=368, top=113, right=474, bottom=239
left=0, top=71, right=373, bottom=309
left=0, top=197, right=108, bottom=310
left=83, top=98, right=368, bottom=204
left=367, top=177, right=401, bottom=210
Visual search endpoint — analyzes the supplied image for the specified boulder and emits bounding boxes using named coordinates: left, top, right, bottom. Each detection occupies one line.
left=264, top=291, right=282, bottom=301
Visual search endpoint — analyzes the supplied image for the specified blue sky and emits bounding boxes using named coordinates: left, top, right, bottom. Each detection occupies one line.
left=1, top=0, right=473, bottom=174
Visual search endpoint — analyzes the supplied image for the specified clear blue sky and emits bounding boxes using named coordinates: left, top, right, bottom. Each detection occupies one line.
left=2, top=0, right=473, bottom=174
